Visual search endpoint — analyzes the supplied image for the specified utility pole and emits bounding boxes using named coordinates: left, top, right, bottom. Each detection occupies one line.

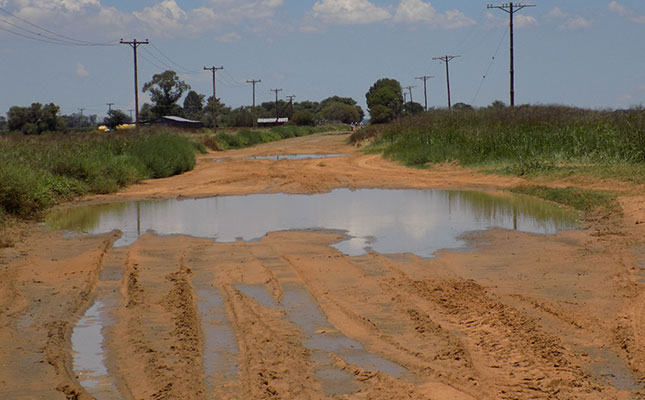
left=286, top=95, right=295, bottom=117
left=128, top=109, right=133, bottom=120
left=246, top=79, right=261, bottom=127
left=271, top=88, right=282, bottom=121
left=120, top=39, right=149, bottom=126
left=415, top=75, right=434, bottom=111
left=106, top=103, right=114, bottom=113
left=403, top=86, right=415, bottom=104
left=204, top=66, right=224, bottom=131
left=433, top=55, right=460, bottom=109
left=487, top=2, right=535, bottom=107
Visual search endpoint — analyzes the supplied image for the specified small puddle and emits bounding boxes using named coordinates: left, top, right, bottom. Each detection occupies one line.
left=211, top=154, right=348, bottom=162
left=630, top=244, right=645, bottom=284
left=232, top=282, right=400, bottom=394
left=46, top=189, right=579, bottom=257
left=196, top=286, right=240, bottom=394
left=580, top=346, right=644, bottom=392
left=72, top=294, right=123, bottom=399
left=282, top=283, right=408, bottom=394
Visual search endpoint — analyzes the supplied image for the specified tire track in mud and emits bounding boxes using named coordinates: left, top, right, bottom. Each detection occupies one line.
left=248, top=235, right=479, bottom=399
left=0, top=231, right=119, bottom=399
left=115, top=235, right=205, bottom=400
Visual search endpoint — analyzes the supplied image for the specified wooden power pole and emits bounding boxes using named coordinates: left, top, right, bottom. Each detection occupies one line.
left=415, top=75, right=434, bottom=111
left=120, top=39, right=149, bottom=126
left=433, top=55, right=460, bottom=109
left=487, top=2, right=535, bottom=107
left=204, top=66, right=224, bottom=131
left=246, top=79, right=261, bottom=127
left=271, top=88, right=282, bottom=121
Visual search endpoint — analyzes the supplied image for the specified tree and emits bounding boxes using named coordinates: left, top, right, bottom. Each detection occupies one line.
left=142, top=70, right=190, bottom=118
left=366, top=78, right=403, bottom=124
left=489, top=100, right=507, bottom=109
left=320, top=96, right=364, bottom=122
left=183, top=90, right=205, bottom=120
left=202, top=96, right=231, bottom=128
left=291, top=110, right=315, bottom=126
left=7, top=102, right=61, bottom=134
left=139, top=103, right=155, bottom=122
left=104, top=109, right=132, bottom=129
left=403, top=102, right=424, bottom=115
left=0, top=116, right=6, bottom=131
left=453, top=102, right=474, bottom=111
left=320, top=102, right=361, bottom=124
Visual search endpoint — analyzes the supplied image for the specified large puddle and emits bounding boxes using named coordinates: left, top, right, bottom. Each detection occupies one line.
left=52, top=188, right=582, bottom=398
left=47, top=189, right=579, bottom=257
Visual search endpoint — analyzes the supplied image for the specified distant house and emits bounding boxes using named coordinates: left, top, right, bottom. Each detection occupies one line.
left=257, top=117, right=289, bottom=127
left=152, top=116, right=203, bottom=129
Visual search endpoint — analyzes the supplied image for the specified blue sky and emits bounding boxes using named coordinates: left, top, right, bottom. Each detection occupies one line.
left=0, top=0, right=644, bottom=119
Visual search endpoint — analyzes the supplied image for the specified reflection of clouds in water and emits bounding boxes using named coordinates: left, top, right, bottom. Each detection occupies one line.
left=48, top=189, right=578, bottom=257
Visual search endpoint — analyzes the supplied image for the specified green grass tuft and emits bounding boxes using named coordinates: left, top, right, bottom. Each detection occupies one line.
left=510, top=185, right=617, bottom=212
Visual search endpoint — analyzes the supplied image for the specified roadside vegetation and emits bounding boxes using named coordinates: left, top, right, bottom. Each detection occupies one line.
left=353, top=105, right=645, bottom=182
left=0, top=129, right=202, bottom=220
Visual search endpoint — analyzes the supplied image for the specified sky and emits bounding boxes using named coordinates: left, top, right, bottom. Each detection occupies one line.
left=0, top=0, right=644, bottom=119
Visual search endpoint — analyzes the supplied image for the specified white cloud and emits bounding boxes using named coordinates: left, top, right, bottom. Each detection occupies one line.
left=608, top=1, right=645, bottom=24
left=515, top=14, right=538, bottom=29
left=133, top=0, right=187, bottom=36
left=546, top=6, right=565, bottom=19
left=560, top=16, right=592, bottom=31
left=1, top=0, right=286, bottom=39
left=393, top=0, right=474, bottom=29
left=216, top=32, right=241, bottom=43
left=312, top=0, right=391, bottom=25
left=75, top=63, right=89, bottom=77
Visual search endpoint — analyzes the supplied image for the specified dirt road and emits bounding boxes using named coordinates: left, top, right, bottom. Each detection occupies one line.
left=1, top=132, right=644, bottom=399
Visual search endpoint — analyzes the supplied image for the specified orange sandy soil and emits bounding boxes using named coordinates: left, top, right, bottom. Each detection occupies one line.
left=1, top=131, right=644, bottom=399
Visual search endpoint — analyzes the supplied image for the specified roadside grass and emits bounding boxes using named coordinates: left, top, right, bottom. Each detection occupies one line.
left=0, top=128, right=200, bottom=219
left=510, top=185, right=618, bottom=212
left=353, top=105, right=645, bottom=182
left=212, top=124, right=348, bottom=150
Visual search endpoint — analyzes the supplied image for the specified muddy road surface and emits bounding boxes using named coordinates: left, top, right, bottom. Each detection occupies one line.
left=1, top=132, right=645, bottom=399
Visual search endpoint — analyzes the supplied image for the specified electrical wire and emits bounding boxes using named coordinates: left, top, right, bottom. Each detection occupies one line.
left=0, top=6, right=117, bottom=46
left=471, top=25, right=509, bottom=105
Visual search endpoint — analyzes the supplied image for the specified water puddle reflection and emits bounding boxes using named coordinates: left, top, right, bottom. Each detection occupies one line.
left=72, top=294, right=123, bottom=399
left=46, top=189, right=579, bottom=258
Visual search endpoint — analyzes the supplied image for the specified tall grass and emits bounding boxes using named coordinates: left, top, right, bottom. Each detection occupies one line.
left=214, top=124, right=348, bottom=150
left=0, top=129, right=199, bottom=218
left=354, top=106, right=645, bottom=178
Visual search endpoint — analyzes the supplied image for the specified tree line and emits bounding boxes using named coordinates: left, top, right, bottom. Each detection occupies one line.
left=1, top=69, right=365, bottom=134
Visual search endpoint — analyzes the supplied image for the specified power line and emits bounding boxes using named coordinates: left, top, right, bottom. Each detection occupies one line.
left=471, top=26, right=508, bottom=105
left=0, top=6, right=117, bottom=46
left=433, top=55, right=460, bottom=109
left=487, top=2, right=536, bottom=107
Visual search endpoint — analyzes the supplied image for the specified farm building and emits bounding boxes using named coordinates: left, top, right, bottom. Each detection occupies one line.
left=257, top=117, right=289, bottom=127
left=151, top=116, right=203, bottom=129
